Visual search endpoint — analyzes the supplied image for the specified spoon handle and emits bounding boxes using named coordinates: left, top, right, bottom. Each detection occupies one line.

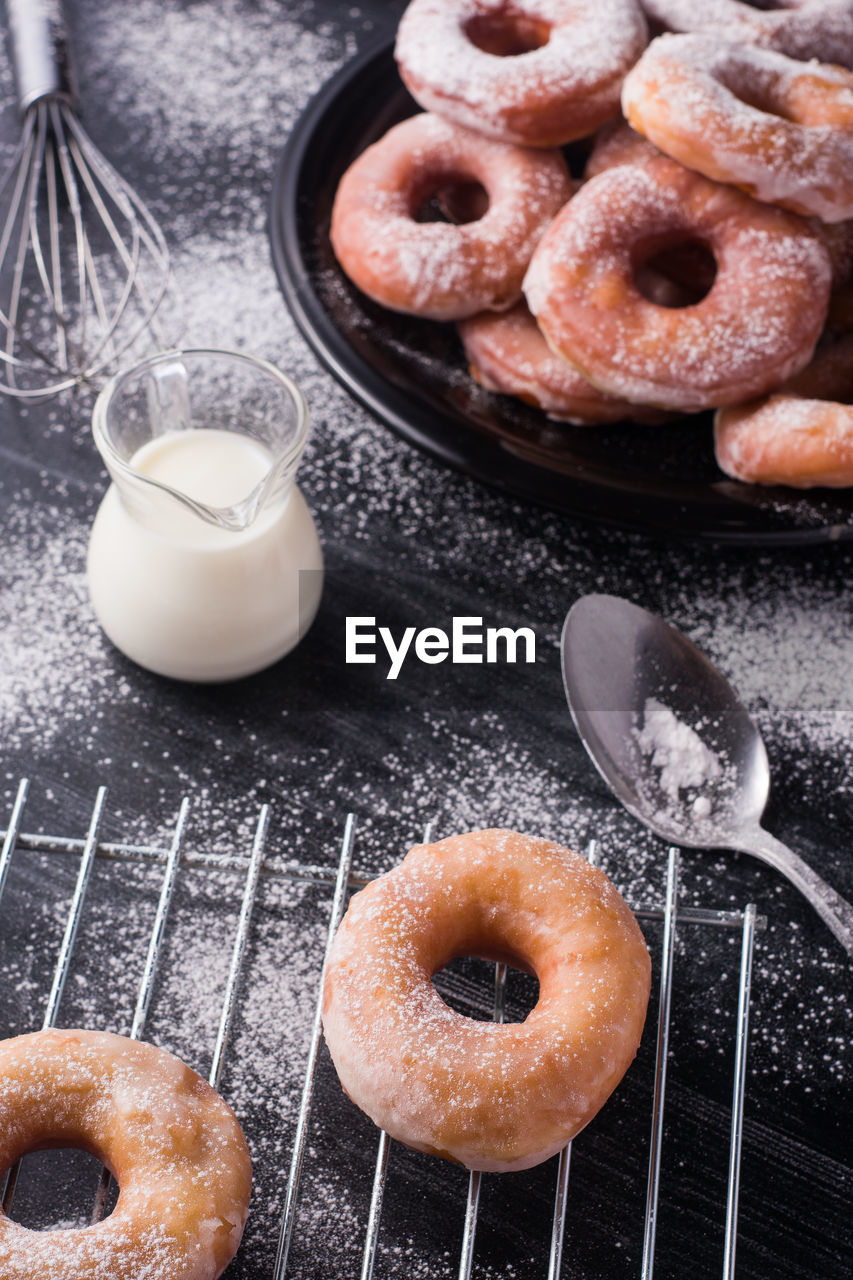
left=736, top=827, right=853, bottom=959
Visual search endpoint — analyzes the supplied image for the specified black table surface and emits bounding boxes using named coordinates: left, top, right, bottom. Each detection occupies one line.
left=0, top=2, right=850, bottom=1277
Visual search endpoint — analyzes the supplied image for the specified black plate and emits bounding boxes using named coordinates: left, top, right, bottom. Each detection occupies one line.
left=269, top=38, right=853, bottom=544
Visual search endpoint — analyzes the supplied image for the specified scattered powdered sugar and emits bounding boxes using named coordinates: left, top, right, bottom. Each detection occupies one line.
left=76, top=0, right=356, bottom=176
left=0, top=499, right=133, bottom=756
left=678, top=585, right=853, bottom=762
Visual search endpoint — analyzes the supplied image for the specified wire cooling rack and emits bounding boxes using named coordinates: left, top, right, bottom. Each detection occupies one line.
left=0, top=778, right=763, bottom=1279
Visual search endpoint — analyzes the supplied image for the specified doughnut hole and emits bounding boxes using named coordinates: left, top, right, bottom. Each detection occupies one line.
left=432, top=953, right=540, bottom=1022
left=715, top=64, right=851, bottom=127
left=409, top=169, right=490, bottom=224
left=5, top=1146, right=118, bottom=1229
left=721, top=71, right=801, bottom=123
left=463, top=11, right=551, bottom=57
left=438, top=180, right=490, bottom=224
left=633, top=235, right=718, bottom=307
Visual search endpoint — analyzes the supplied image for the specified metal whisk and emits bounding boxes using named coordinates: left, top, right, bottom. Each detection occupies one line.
left=0, top=0, right=171, bottom=398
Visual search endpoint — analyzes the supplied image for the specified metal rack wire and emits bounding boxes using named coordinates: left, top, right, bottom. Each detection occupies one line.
left=0, top=778, right=763, bottom=1278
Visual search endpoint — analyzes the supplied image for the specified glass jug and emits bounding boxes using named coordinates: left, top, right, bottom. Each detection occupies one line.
left=87, top=348, right=323, bottom=682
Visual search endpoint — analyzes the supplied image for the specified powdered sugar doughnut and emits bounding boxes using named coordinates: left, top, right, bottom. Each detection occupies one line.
left=458, top=301, right=671, bottom=422
left=622, top=34, right=853, bottom=223
left=330, top=113, right=572, bottom=321
left=715, top=399, right=853, bottom=487
left=640, top=0, right=853, bottom=67
left=395, top=0, right=649, bottom=147
left=0, top=1028, right=251, bottom=1280
left=322, top=829, right=651, bottom=1174
left=715, top=332, right=853, bottom=486
left=523, top=156, right=832, bottom=411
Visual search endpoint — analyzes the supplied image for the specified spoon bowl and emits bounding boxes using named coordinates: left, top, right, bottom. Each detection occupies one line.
left=562, top=593, right=853, bottom=958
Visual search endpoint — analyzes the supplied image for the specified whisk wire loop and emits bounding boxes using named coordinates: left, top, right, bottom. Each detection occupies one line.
left=63, top=107, right=169, bottom=364
left=5, top=107, right=57, bottom=380
left=0, top=91, right=172, bottom=398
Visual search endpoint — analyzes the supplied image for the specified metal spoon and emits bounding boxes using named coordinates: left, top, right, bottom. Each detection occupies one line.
left=561, top=592, right=853, bottom=959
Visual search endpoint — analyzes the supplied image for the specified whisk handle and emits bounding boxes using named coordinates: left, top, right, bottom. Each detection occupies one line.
left=6, top=0, right=74, bottom=112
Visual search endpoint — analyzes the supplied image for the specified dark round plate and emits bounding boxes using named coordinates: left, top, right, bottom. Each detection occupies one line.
left=269, top=38, right=853, bottom=544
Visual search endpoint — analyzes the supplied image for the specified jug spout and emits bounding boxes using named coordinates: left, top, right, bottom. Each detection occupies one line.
left=92, top=348, right=311, bottom=537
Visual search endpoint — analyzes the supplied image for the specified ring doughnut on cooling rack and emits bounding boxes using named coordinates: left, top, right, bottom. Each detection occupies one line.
left=1, top=785, right=767, bottom=1278
left=0, top=1029, right=252, bottom=1280
left=0, top=787, right=259, bottom=1280
left=321, top=830, right=652, bottom=1173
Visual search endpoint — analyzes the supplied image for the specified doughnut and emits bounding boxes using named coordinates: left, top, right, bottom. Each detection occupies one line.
left=395, top=0, right=649, bottom=147
left=715, top=332, right=853, bottom=486
left=523, top=156, right=832, bottom=411
left=639, top=0, right=853, bottom=68
left=458, top=301, right=671, bottom=422
left=622, top=34, right=853, bottom=223
left=330, top=112, right=573, bottom=321
left=715, top=397, right=853, bottom=486
left=322, top=829, right=651, bottom=1173
left=0, top=1028, right=252, bottom=1280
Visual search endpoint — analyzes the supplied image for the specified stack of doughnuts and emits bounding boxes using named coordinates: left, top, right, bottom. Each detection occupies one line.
left=329, top=0, right=853, bottom=489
